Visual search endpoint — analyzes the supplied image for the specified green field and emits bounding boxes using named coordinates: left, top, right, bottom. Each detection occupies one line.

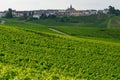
left=0, top=15, right=120, bottom=80
left=49, top=15, right=120, bottom=42
left=50, top=26, right=120, bottom=42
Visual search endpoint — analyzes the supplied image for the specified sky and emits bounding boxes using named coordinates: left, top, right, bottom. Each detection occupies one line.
left=0, top=0, right=119, bottom=11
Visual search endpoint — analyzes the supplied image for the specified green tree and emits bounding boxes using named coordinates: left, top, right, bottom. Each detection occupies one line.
left=109, top=6, right=115, bottom=14
left=6, top=8, right=13, bottom=18
left=109, top=6, right=120, bottom=16
left=23, top=12, right=28, bottom=19
left=41, top=14, right=47, bottom=19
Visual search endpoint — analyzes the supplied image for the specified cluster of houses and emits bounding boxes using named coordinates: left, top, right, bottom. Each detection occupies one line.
left=0, top=5, right=109, bottom=19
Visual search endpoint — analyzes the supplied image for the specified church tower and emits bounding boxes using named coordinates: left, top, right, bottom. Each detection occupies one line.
left=67, top=4, right=75, bottom=11
left=70, top=5, right=72, bottom=9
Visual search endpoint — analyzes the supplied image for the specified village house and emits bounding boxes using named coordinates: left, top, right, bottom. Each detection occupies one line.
left=32, top=10, right=46, bottom=19
left=33, top=10, right=45, bottom=19
left=33, top=12, right=41, bottom=19
left=14, top=11, right=24, bottom=17
left=46, top=10, right=58, bottom=15
left=83, top=10, right=90, bottom=15
left=57, top=10, right=66, bottom=16
left=67, top=10, right=82, bottom=16
left=14, top=10, right=34, bottom=17
left=102, top=9, right=109, bottom=14
left=98, top=9, right=109, bottom=14
left=0, top=12, right=6, bottom=18
left=89, top=10, right=98, bottom=15
left=65, top=5, right=98, bottom=16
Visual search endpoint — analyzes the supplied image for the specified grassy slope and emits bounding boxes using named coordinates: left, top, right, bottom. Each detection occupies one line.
left=4, top=19, right=54, bottom=33
left=108, top=16, right=120, bottom=28
left=49, top=16, right=120, bottom=42
left=0, top=24, right=120, bottom=80
left=5, top=18, right=120, bottom=42
left=51, top=26, right=120, bottom=42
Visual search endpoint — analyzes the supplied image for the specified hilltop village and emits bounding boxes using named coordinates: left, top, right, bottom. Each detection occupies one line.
left=0, top=5, right=109, bottom=19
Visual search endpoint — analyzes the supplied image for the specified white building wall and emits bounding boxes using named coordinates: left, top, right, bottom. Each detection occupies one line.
left=0, top=12, right=6, bottom=18
left=33, top=14, right=41, bottom=19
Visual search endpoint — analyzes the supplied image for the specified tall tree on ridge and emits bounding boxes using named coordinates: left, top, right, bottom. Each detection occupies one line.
left=5, top=8, right=13, bottom=18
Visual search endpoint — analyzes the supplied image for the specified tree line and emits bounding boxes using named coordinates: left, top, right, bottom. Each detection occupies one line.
left=109, top=6, right=120, bottom=16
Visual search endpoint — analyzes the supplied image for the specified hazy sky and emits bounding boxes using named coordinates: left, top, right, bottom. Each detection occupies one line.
left=0, top=0, right=119, bottom=11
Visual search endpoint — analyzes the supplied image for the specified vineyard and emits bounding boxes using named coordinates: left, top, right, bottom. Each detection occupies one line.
left=0, top=18, right=120, bottom=80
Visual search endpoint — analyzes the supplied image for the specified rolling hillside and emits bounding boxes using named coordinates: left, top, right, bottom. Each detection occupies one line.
left=0, top=20, right=120, bottom=80
left=49, top=15, right=120, bottom=42
left=51, top=26, right=120, bottom=42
